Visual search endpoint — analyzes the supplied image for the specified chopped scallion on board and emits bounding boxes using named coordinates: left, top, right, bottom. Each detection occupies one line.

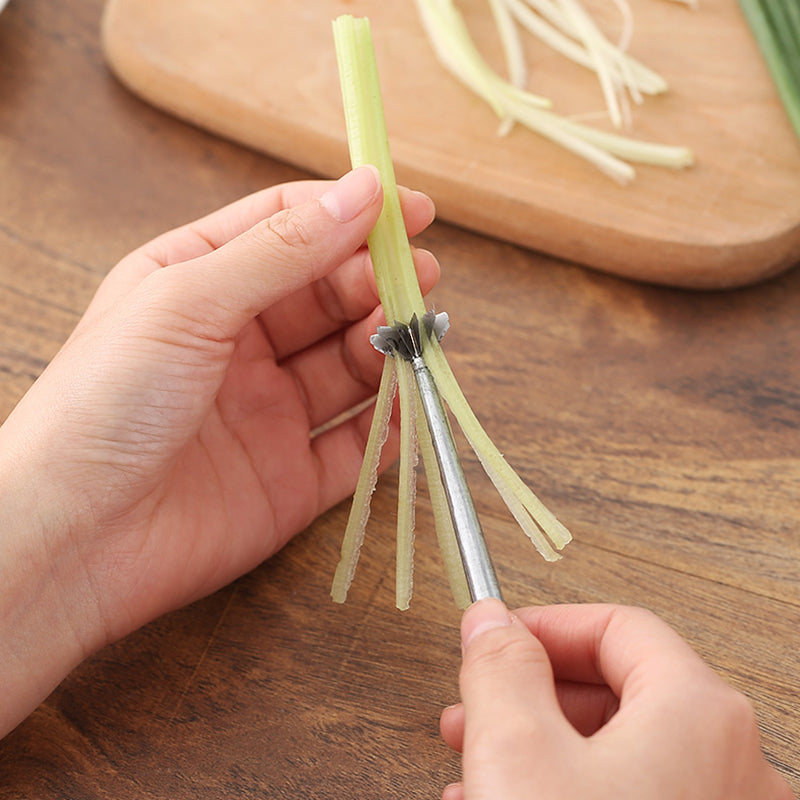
left=414, top=0, right=694, bottom=182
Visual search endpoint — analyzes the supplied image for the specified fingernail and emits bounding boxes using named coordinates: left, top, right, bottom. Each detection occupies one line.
left=411, top=189, right=435, bottom=220
left=319, top=165, right=381, bottom=222
left=442, top=783, right=463, bottom=800
left=461, top=598, right=513, bottom=652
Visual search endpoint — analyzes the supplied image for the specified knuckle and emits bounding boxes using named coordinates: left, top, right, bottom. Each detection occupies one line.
left=259, top=206, right=316, bottom=254
left=704, top=679, right=758, bottom=730
left=609, top=604, right=661, bottom=633
left=699, top=680, right=762, bottom=756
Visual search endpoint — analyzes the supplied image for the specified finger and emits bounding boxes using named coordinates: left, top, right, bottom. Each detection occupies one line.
left=138, top=166, right=386, bottom=343
left=440, top=703, right=465, bottom=752
left=516, top=605, right=796, bottom=798
left=513, top=604, right=708, bottom=699
left=440, top=680, right=617, bottom=745
left=441, top=782, right=464, bottom=800
left=446, top=606, right=622, bottom=748
left=282, top=305, right=386, bottom=432
left=157, top=179, right=434, bottom=260
left=280, top=252, right=440, bottom=430
left=553, top=680, right=620, bottom=736
left=459, top=600, right=573, bottom=752
left=83, top=178, right=434, bottom=325
left=264, top=245, right=440, bottom=362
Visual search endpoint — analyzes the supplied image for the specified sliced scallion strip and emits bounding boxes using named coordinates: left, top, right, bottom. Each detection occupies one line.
left=331, top=356, right=397, bottom=603
left=414, top=0, right=694, bottom=181
left=395, top=358, right=419, bottom=610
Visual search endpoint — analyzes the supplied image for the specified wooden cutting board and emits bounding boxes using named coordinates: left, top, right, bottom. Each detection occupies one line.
left=101, top=0, right=800, bottom=288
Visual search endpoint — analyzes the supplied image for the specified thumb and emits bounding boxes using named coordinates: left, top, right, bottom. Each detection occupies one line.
left=153, top=166, right=384, bottom=339
left=459, top=600, right=572, bottom=763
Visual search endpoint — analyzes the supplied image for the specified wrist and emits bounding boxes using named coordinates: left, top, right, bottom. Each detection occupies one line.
left=0, top=443, right=107, bottom=737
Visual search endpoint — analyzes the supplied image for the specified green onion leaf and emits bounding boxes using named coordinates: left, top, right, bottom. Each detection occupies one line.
left=738, top=0, right=800, bottom=142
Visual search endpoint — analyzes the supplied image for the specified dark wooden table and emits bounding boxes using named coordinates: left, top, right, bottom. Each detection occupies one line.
left=1, top=2, right=798, bottom=797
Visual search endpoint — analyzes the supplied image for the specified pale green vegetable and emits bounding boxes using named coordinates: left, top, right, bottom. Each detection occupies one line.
left=330, top=357, right=396, bottom=600
left=414, top=0, right=694, bottom=183
left=330, top=15, right=570, bottom=610
left=394, top=358, right=419, bottom=610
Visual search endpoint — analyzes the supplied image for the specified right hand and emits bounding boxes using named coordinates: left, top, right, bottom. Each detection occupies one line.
left=440, top=600, right=794, bottom=800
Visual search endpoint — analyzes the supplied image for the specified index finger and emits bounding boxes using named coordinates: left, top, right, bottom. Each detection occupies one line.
left=84, top=177, right=435, bottom=329
left=514, top=604, right=709, bottom=697
left=142, top=179, right=435, bottom=269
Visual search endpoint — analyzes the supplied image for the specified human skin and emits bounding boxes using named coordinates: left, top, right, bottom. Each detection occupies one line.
left=440, top=599, right=795, bottom=800
left=0, top=166, right=439, bottom=737
left=0, top=169, right=793, bottom=799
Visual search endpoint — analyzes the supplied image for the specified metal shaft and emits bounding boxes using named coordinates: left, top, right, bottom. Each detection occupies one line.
left=410, top=356, right=502, bottom=602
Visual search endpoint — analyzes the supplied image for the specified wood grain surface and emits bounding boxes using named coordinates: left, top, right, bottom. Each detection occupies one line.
left=100, top=0, right=800, bottom=289
left=0, top=1, right=798, bottom=797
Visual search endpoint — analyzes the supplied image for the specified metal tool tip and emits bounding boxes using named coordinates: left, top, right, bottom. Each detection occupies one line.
left=370, top=310, right=449, bottom=360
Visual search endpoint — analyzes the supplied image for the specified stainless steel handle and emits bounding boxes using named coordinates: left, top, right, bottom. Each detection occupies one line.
left=411, top=356, right=502, bottom=602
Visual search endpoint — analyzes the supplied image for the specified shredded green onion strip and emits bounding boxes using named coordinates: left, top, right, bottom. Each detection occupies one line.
left=331, top=356, right=397, bottom=603
left=414, top=0, right=694, bottom=182
left=330, top=15, right=571, bottom=609
left=395, top=358, right=419, bottom=610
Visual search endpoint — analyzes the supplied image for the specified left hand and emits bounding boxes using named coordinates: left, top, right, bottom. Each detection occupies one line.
left=0, top=168, right=438, bottom=735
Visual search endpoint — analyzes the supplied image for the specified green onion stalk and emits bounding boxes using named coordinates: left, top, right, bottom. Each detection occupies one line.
left=330, top=15, right=571, bottom=610
left=738, top=0, right=800, bottom=143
